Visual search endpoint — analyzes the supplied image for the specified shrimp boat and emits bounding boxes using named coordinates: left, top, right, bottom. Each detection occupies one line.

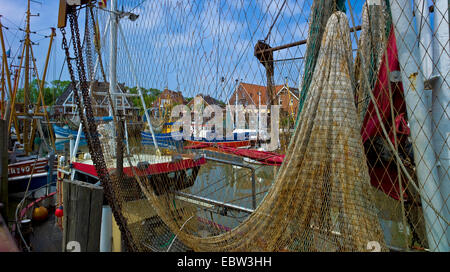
left=53, top=116, right=113, bottom=148
left=8, top=156, right=57, bottom=194
left=141, top=122, right=252, bottom=149
left=53, top=124, right=88, bottom=150
left=72, top=154, right=206, bottom=195
left=141, top=122, right=183, bottom=150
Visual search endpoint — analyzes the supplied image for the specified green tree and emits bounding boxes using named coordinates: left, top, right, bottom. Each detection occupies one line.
left=47, top=80, right=71, bottom=105
left=126, top=86, right=161, bottom=114
left=15, top=79, right=70, bottom=106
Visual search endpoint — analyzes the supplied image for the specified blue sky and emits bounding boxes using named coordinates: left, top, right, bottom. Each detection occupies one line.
left=0, top=0, right=368, bottom=103
left=0, top=0, right=64, bottom=85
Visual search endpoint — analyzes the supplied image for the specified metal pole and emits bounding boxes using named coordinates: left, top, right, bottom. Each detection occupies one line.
left=173, top=190, right=254, bottom=214
left=23, top=0, right=31, bottom=154
left=117, top=23, right=160, bottom=153
left=390, top=0, right=448, bottom=251
left=46, top=152, right=55, bottom=195
left=234, top=79, right=239, bottom=138
left=413, top=0, right=434, bottom=80
left=430, top=0, right=450, bottom=244
left=100, top=205, right=112, bottom=252
left=254, top=25, right=361, bottom=55
left=69, top=135, right=74, bottom=162
left=109, top=0, right=118, bottom=156
left=258, top=90, right=261, bottom=142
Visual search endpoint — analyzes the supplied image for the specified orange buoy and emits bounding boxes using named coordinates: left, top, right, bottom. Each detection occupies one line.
left=32, top=206, right=49, bottom=221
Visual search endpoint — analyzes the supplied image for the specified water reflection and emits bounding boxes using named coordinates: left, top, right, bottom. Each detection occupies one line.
left=188, top=161, right=278, bottom=231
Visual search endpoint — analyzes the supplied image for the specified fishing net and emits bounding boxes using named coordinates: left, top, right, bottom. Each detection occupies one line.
left=55, top=0, right=449, bottom=252
left=126, top=11, right=387, bottom=252
left=354, top=1, right=390, bottom=122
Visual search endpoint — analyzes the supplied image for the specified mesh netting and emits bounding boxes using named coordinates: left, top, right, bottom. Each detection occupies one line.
left=59, top=0, right=449, bottom=252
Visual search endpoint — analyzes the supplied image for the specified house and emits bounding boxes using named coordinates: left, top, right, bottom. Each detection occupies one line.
left=228, top=82, right=299, bottom=115
left=228, top=82, right=270, bottom=108
left=275, top=84, right=300, bottom=117
left=186, top=94, right=225, bottom=133
left=186, top=94, right=225, bottom=113
left=52, top=81, right=140, bottom=120
left=150, top=88, right=186, bottom=117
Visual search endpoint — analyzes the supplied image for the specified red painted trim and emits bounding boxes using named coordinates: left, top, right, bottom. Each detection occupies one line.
left=185, top=140, right=251, bottom=148
left=8, top=159, right=49, bottom=179
left=73, top=157, right=207, bottom=178
left=206, top=146, right=284, bottom=166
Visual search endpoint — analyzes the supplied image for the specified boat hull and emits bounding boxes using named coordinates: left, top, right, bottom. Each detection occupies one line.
left=72, top=156, right=207, bottom=195
left=53, top=124, right=87, bottom=150
left=185, top=139, right=251, bottom=148
left=141, top=131, right=183, bottom=149
left=8, top=158, right=56, bottom=193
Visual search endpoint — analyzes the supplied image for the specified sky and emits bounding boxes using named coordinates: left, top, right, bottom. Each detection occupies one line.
left=0, top=0, right=369, bottom=103
left=0, top=0, right=65, bottom=84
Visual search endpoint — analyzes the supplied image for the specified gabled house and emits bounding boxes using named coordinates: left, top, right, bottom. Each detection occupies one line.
left=52, top=81, right=140, bottom=119
left=228, top=82, right=271, bottom=108
left=150, top=88, right=186, bottom=117
left=184, top=94, right=226, bottom=138
left=186, top=94, right=225, bottom=113
left=275, top=84, right=300, bottom=116
left=228, top=82, right=299, bottom=115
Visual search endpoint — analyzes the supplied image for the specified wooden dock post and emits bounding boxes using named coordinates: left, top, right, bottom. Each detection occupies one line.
left=62, top=179, right=103, bottom=252
left=0, top=120, right=8, bottom=220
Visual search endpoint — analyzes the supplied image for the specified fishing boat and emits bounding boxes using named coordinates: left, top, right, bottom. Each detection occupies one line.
left=53, top=116, right=113, bottom=147
left=188, top=144, right=284, bottom=166
left=8, top=156, right=56, bottom=194
left=141, top=122, right=251, bottom=149
left=141, top=122, right=183, bottom=149
left=72, top=154, right=207, bottom=195
left=55, top=0, right=210, bottom=199
left=185, top=123, right=252, bottom=148
left=185, top=135, right=251, bottom=149
left=53, top=124, right=87, bottom=147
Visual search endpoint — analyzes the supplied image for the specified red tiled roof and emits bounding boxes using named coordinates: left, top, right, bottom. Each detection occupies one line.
left=229, top=82, right=284, bottom=106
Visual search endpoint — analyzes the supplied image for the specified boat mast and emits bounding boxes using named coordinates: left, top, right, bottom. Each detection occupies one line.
left=0, top=57, right=4, bottom=118
left=258, top=90, right=261, bottom=140
left=6, top=0, right=54, bottom=155
left=109, top=0, right=118, bottom=135
left=23, top=0, right=31, bottom=154
left=1, top=18, right=22, bottom=144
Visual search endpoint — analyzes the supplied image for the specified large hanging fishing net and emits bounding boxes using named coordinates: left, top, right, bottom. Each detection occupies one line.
left=57, top=0, right=449, bottom=252
left=98, top=11, right=386, bottom=252
left=354, top=1, right=390, bottom=123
